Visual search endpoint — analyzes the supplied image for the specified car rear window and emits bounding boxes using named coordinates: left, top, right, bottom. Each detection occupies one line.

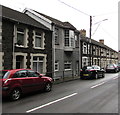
left=107, top=64, right=113, bottom=67
left=0, top=71, right=10, bottom=79
left=87, top=67, right=92, bottom=70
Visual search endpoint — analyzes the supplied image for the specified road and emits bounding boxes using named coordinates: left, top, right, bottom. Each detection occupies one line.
left=2, top=73, right=119, bottom=114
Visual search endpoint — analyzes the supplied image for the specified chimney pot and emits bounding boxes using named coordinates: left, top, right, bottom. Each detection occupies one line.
left=99, top=39, right=104, bottom=44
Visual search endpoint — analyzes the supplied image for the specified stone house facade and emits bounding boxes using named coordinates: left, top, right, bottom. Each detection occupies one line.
left=1, top=6, right=52, bottom=76
left=80, top=30, right=118, bottom=68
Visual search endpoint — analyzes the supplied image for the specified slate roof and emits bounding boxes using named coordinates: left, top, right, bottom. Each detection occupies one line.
left=2, top=6, right=50, bottom=30
left=33, top=10, right=76, bottom=30
left=81, top=37, right=117, bottom=52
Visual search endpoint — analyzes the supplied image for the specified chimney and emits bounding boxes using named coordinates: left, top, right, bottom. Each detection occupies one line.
left=80, top=29, right=86, bottom=38
left=99, top=39, right=104, bottom=44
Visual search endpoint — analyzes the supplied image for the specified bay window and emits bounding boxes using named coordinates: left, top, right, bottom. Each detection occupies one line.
left=64, top=30, right=74, bottom=47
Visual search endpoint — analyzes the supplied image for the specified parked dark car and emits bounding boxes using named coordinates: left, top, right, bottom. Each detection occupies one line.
left=1, top=69, right=53, bottom=101
left=105, top=64, right=119, bottom=73
left=117, top=63, right=120, bottom=71
left=80, top=65, right=105, bottom=79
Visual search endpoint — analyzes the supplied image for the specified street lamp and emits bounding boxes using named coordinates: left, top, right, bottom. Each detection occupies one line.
left=89, top=16, right=108, bottom=66
left=94, top=19, right=108, bottom=25
left=92, top=18, right=108, bottom=36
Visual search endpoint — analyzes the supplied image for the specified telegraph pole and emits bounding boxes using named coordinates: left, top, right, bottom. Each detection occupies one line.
left=89, top=16, right=92, bottom=66
left=90, top=16, right=92, bottom=39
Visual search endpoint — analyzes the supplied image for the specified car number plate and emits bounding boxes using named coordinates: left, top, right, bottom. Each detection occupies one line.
left=83, top=74, right=89, bottom=76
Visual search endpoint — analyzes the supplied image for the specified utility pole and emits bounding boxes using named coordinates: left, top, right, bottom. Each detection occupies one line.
left=90, top=16, right=92, bottom=39
left=89, top=16, right=92, bottom=66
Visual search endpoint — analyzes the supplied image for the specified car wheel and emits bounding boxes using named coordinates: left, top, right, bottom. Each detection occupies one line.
left=10, top=88, right=21, bottom=101
left=44, top=83, right=52, bottom=92
left=102, top=73, right=105, bottom=78
left=115, top=69, right=117, bottom=73
left=95, top=73, right=98, bottom=79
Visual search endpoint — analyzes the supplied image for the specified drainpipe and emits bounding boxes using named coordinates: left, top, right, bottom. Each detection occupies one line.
left=12, top=25, right=16, bottom=69
left=51, top=23, right=55, bottom=80
left=79, top=33, right=81, bottom=76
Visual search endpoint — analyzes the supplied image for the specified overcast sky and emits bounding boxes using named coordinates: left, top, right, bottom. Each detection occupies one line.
left=0, top=0, right=119, bottom=51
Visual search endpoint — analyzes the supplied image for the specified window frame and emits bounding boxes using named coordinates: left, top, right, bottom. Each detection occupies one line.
left=64, top=30, right=69, bottom=47
left=33, top=30, right=45, bottom=49
left=55, top=28, right=59, bottom=45
left=55, top=61, right=59, bottom=71
left=17, top=28, right=25, bottom=46
left=14, top=25, right=28, bottom=48
left=27, top=70, right=40, bottom=77
left=83, top=42, right=87, bottom=54
left=13, top=70, right=28, bottom=78
left=33, top=56, right=44, bottom=74
left=64, top=61, right=72, bottom=71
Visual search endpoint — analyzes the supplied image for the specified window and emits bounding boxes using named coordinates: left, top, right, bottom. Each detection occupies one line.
left=55, top=28, right=59, bottom=45
left=64, top=30, right=69, bottom=46
left=13, top=70, right=27, bottom=78
left=64, top=61, right=72, bottom=70
left=28, top=70, right=40, bottom=77
left=64, top=30, right=74, bottom=47
left=35, top=32, right=42, bottom=48
left=34, top=31, right=45, bottom=49
left=82, top=57, right=88, bottom=67
left=33, top=56, right=44, bottom=73
left=75, top=35, right=79, bottom=48
left=71, top=37, right=74, bottom=47
left=16, top=28, right=25, bottom=46
left=55, top=61, right=59, bottom=71
left=16, top=56, right=24, bottom=69
left=0, top=71, right=10, bottom=79
left=83, top=43, right=87, bottom=54
left=70, top=30, right=74, bottom=47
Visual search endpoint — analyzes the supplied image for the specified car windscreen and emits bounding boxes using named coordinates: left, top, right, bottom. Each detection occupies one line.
left=0, top=71, right=10, bottom=79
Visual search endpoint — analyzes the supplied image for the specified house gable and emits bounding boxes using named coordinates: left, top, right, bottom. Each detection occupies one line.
left=23, top=8, right=52, bottom=30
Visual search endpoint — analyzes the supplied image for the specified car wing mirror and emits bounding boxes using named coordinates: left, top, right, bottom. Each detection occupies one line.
left=39, top=74, right=43, bottom=77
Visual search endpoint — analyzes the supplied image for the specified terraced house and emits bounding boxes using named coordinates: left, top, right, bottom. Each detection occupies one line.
left=0, top=6, right=118, bottom=80
left=80, top=29, right=118, bottom=68
left=23, top=8, right=81, bottom=80
left=1, top=6, right=52, bottom=76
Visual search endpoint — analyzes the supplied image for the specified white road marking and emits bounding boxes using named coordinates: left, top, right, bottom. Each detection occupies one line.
left=91, top=82, right=105, bottom=89
left=26, top=93, right=78, bottom=113
left=113, top=76, right=118, bottom=80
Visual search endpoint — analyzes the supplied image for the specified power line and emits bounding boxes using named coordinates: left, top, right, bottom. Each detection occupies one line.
left=100, top=25, right=117, bottom=40
left=57, top=0, right=91, bottom=16
left=57, top=0, right=117, bottom=17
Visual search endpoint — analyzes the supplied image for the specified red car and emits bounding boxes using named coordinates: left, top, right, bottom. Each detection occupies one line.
left=1, top=69, right=53, bottom=101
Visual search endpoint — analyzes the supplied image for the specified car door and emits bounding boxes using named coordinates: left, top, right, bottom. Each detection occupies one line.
left=12, top=70, right=35, bottom=93
left=27, top=70, right=45, bottom=91
left=95, top=66, right=103, bottom=77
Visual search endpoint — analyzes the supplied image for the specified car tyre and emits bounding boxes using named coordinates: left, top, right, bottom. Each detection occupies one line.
left=10, top=88, right=21, bottom=101
left=115, top=69, right=118, bottom=73
left=102, top=73, right=105, bottom=78
left=95, top=73, right=98, bottom=79
left=44, top=83, right=52, bottom=92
